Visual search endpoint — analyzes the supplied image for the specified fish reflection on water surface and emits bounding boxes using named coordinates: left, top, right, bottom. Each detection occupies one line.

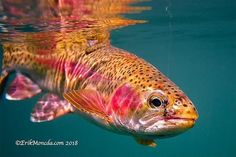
left=0, top=0, right=198, bottom=147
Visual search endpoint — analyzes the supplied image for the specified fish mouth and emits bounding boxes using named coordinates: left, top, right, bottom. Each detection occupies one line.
left=163, top=117, right=196, bottom=122
left=161, top=117, right=197, bottom=128
left=164, top=117, right=195, bottom=129
left=141, top=116, right=196, bottom=137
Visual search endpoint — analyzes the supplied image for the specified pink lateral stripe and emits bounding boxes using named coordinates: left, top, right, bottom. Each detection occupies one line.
left=107, top=84, right=141, bottom=117
left=35, top=57, right=110, bottom=82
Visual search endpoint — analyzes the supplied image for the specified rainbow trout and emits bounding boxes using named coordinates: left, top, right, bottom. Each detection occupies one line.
left=0, top=34, right=198, bottom=147
left=0, top=0, right=198, bottom=147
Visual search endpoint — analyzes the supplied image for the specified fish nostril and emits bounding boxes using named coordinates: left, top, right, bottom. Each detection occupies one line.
left=183, top=104, right=188, bottom=107
left=175, top=100, right=181, bottom=106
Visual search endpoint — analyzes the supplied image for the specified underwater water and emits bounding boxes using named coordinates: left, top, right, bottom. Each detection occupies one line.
left=0, top=0, right=235, bottom=157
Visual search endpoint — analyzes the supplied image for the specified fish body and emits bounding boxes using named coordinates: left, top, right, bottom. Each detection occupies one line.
left=0, top=0, right=198, bottom=148
left=0, top=37, right=198, bottom=146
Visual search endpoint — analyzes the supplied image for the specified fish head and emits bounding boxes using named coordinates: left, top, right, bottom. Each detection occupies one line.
left=110, top=73, right=198, bottom=138
left=135, top=86, right=198, bottom=138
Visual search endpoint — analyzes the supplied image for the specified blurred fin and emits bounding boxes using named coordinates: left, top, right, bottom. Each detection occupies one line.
left=31, top=93, right=74, bottom=122
left=5, top=73, right=41, bottom=100
left=135, top=138, right=157, bottom=147
left=0, top=70, right=9, bottom=99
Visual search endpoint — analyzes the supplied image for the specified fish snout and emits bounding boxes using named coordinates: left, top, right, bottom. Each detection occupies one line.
left=167, top=96, right=198, bottom=122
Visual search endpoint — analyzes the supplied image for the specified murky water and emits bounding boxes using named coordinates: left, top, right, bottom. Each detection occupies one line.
left=0, top=0, right=235, bottom=157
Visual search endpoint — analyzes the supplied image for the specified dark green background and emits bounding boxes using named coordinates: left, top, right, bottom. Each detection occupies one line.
left=0, top=0, right=235, bottom=157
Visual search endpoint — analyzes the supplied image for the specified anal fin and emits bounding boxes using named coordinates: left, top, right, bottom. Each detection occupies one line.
left=31, top=94, right=74, bottom=122
left=6, top=73, right=41, bottom=100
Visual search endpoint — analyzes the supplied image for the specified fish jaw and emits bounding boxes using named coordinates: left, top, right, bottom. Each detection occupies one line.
left=141, top=117, right=196, bottom=138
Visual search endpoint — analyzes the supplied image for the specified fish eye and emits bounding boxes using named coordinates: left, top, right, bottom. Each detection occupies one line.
left=149, top=96, right=162, bottom=108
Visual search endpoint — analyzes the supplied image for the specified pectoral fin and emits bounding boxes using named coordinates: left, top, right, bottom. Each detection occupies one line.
left=6, top=73, right=41, bottom=100
left=63, top=89, right=111, bottom=123
left=135, top=137, right=157, bottom=147
left=31, top=94, right=74, bottom=122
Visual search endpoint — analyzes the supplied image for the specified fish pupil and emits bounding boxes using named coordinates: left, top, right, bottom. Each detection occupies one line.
left=150, top=98, right=162, bottom=108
